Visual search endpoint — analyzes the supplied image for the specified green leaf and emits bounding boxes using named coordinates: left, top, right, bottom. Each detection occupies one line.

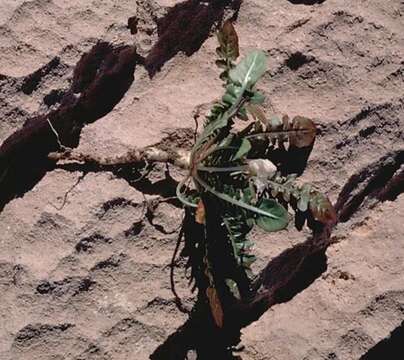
left=200, top=113, right=228, bottom=141
left=226, top=84, right=243, bottom=98
left=256, top=199, right=289, bottom=232
left=194, top=53, right=267, bottom=151
left=222, top=92, right=237, bottom=105
left=225, top=279, right=241, bottom=299
left=249, top=91, right=265, bottom=104
left=233, top=138, right=251, bottom=160
left=229, top=50, right=267, bottom=89
left=237, top=106, right=249, bottom=121
left=241, top=254, right=256, bottom=267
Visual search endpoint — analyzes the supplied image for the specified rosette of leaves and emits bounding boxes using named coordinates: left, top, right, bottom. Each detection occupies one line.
left=176, top=21, right=336, bottom=328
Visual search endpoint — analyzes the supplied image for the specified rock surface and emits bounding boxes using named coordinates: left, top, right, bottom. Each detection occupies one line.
left=0, top=0, right=403, bottom=359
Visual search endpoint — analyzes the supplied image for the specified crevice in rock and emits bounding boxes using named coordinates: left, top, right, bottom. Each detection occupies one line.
left=335, top=150, right=404, bottom=222
left=43, top=89, right=66, bottom=107
left=0, top=42, right=138, bottom=212
left=21, top=57, right=61, bottom=95
left=124, top=220, right=145, bottom=237
left=36, top=277, right=95, bottom=297
left=13, top=323, right=74, bottom=347
left=75, top=234, right=112, bottom=253
left=90, top=254, right=126, bottom=271
left=360, top=321, right=404, bottom=360
left=262, top=246, right=328, bottom=304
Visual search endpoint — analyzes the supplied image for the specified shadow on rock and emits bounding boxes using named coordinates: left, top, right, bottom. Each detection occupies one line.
left=144, top=0, right=242, bottom=76
left=0, top=42, right=138, bottom=211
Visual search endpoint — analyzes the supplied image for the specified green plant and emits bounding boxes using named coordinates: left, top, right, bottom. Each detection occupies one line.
left=175, top=21, right=337, bottom=328
left=44, top=20, right=337, bottom=349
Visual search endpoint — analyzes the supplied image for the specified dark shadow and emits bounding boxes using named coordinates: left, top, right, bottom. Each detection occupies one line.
left=360, top=322, right=404, bottom=360
left=0, top=42, right=138, bottom=211
left=263, top=246, right=328, bottom=304
left=150, top=220, right=332, bottom=359
left=285, top=52, right=314, bottom=71
left=287, top=0, right=326, bottom=4
left=249, top=141, right=315, bottom=177
left=144, top=0, right=242, bottom=76
left=280, top=144, right=314, bottom=176
left=21, top=57, right=62, bottom=95
left=149, top=124, right=331, bottom=358
left=335, top=150, right=404, bottom=222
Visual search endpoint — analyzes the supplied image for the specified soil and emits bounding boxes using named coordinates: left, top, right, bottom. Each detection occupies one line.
left=0, top=0, right=403, bottom=359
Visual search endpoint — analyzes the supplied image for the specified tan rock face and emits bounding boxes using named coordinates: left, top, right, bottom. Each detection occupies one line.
left=0, top=0, right=403, bottom=359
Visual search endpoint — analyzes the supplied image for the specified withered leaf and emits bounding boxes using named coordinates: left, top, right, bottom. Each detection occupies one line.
left=217, top=20, right=239, bottom=61
left=206, top=286, right=224, bottom=328
left=246, top=103, right=267, bottom=125
left=309, top=192, right=337, bottom=225
left=195, top=200, right=206, bottom=224
left=289, top=116, right=316, bottom=148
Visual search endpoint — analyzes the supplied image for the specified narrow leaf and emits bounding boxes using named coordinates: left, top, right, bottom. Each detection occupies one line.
left=233, top=138, right=251, bottom=160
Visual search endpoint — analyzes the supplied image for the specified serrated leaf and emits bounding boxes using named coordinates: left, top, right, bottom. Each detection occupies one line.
left=246, top=114, right=317, bottom=149
left=219, top=71, right=228, bottom=81
left=226, top=84, right=243, bottom=98
left=229, top=50, right=267, bottom=89
left=255, top=199, right=289, bottom=232
left=216, top=47, right=225, bottom=58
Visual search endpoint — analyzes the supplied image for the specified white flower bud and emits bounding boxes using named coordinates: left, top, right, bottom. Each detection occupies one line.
left=248, top=159, right=277, bottom=178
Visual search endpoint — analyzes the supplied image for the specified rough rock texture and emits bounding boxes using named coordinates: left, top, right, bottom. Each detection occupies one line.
left=0, top=0, right=403, bottom=359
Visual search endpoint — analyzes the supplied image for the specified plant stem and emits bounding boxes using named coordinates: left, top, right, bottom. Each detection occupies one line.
left=197, top=165, right=248, bottom=173
left=193, top=173, right=280, bottom=219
